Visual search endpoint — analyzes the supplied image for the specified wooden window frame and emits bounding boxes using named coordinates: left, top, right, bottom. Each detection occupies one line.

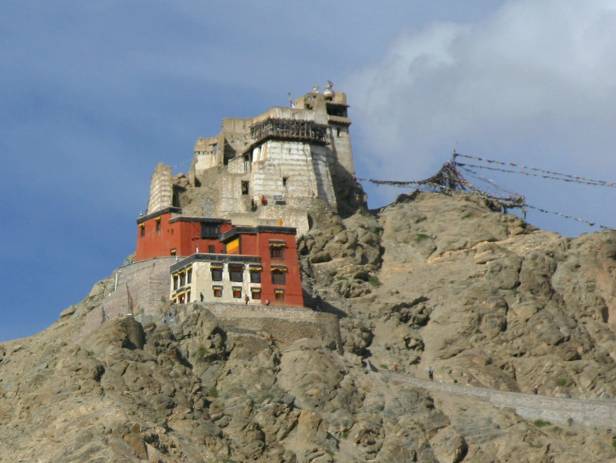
left=211, top=268, right=223, bottom=282
left=271, top=270, right=286, bottom=285
left=229, top=265, right=244, bottom=283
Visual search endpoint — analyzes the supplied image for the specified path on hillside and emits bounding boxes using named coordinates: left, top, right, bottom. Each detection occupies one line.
left=375, top=371, right=616, bottom=429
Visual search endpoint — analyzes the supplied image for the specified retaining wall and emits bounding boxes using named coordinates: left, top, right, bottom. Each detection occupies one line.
left=79, top=259, right=341, bottom=349
left=384, top=373, right=616, bottom=428
left=80, top=257, right=175, bottom=338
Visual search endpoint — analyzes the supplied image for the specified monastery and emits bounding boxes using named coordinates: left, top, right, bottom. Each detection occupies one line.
left=81, top=84, right=357, bottom=347
left=135, top=82, right=362, bottom=307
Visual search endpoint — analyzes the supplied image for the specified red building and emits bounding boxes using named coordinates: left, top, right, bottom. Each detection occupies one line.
left=135, top=207, right=304, bottom=307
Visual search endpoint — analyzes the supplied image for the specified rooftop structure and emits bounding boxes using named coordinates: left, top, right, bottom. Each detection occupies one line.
left=142, top=83, right=364, bottom=236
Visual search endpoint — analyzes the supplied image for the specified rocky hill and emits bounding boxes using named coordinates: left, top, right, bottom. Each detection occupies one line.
left=3, top=191, right=616, bottom=462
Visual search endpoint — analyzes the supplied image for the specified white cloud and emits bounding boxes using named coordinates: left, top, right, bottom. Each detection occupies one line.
left=346, top=0, right=616, bottom=183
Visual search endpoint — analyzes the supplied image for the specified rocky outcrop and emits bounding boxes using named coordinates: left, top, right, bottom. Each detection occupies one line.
left=3, top=191, right=616, bottom=461
left=303, top=192, right=616, bottom=400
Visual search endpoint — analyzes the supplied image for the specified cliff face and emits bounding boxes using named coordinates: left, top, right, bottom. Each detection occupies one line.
left=2, top=192, right=616, bottom=462
left=302, top=192, right=616, bottom=399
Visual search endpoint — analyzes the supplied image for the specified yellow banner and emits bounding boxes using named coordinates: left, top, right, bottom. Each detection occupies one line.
left=226, top=238, right=240, bottom=254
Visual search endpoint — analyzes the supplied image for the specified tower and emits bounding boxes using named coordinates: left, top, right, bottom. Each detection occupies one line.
left=146, top=163, right=173, bottom=214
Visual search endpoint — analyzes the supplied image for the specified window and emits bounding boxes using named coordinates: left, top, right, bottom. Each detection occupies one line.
left=232, top=287, right=242, bottom=299
left=170, top=249, right=177, bottom=256
left=250, top=270, right=261, bottom=283
left=272, top=270, right=286, bottom=285
left=229, top=265, right=244, bottom=282
left=208, top=245, right=216, bottom=253
left=155, top=219, right=161, bottom=234
left=213, top=286, right=223, bottom=297
left=179, top=272, right=186, bottom=287
left=241, top=181, right=249, bottom=195
left=270, top=247, right=284, bottom=259
left=187, top=268, right=192, bottom=284
left=200, top=292, right=204, bottom=302
left=173, top=275, right=179, bottom=290
left=282, top=177, right=288, bottom=187
left=211, top=268, right=223, bottom=281
left=251, top=288, right=261, bottom=300
left=275, top=289, right=285, bottom=302
left=139, top=225, right=145, bottom=237
left=336, top=127, right=341, bottom=137
left=186, top=291, right=191, bottom=303
left=201, top=223, right=220, bottom=239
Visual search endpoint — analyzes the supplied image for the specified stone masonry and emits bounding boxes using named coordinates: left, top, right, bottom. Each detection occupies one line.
left=80, top=258, right=341, bottom=348
left=148, top=84, right=364, bottom=236
left=384, top=372, right=616, bottom=429
left=80, top=257, right=176, bottom=338
left=147, top=163, right=173, bottom=214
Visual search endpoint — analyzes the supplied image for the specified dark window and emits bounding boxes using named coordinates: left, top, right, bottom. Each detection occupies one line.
left=140, top=225, right=145, bottom=237
left=336, top=127, right=341, bottom=137
left=180, top=272, right=186, bottom=287
left=213, top=286, right=223, bottom=297
left=326, top=104, right=347, bottom=117
left=229, top=265, right=244, bottom=282
left=272, top=271, right=286, bottom=285
left=241, top=181, right=249, bottom=195
left=170, top=249, right=177, bottom=256
left=187, top=291, right=191, bottom=303
left=201, top=223, right=220, bottom=239
left=270, top=247, right=284, bottom=259
left=282, top=177, right=288, bottom=187
left=275, top=290, right=285, bottom=302
left=250, top=271, right=261, bottom=283
left=232, top=287, right=242, bottom=299
left=187, top=269, right=192, bottom=284
left=155, top=220, right=161, bottom=234
left=200, top=292, right=204, bottom=302
left=208, top=245, right=216, bottom=253
left=211, top=268, right=223, bottom=281
left=251, top=288, right=261, bottom=300
left=173, top=275, right=179, bottom=290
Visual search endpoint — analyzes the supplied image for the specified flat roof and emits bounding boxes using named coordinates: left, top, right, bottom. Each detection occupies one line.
left=136, top=207, right=182, bottom=224
left=169, top=216, right=230, bottom=224
left=171, top=253, right=261, bottom=273
left=220, top=225, right=297, bottom=242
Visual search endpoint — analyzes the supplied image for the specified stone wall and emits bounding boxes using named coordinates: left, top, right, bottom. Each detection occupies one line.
left=179, top=88, right=358, bottom=232
left=161, top=303, right=342, bottom=350
left=79, top=259, right=341, bottom=350
left=80, top=257, right=176, bottom=338
left=147, top=163, right=173, bottom=214
left=384, top=373, right=616, bottom=428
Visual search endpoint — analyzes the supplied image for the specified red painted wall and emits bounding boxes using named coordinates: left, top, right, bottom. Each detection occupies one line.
left=135, top=214, right=229, bottom=261
left=256, top=232, right=304, bottom=307
left=134, top=213, right=304, bottom=307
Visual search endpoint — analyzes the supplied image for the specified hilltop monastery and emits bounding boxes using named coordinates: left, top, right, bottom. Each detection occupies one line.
left=136, top=83, right=362, bottom=307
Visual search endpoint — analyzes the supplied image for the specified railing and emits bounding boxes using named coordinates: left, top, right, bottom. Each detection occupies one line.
left=250, top=118, right=327, bottom=145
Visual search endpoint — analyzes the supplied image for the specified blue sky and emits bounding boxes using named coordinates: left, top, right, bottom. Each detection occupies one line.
left=2, top=0, right=616, bottom=341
